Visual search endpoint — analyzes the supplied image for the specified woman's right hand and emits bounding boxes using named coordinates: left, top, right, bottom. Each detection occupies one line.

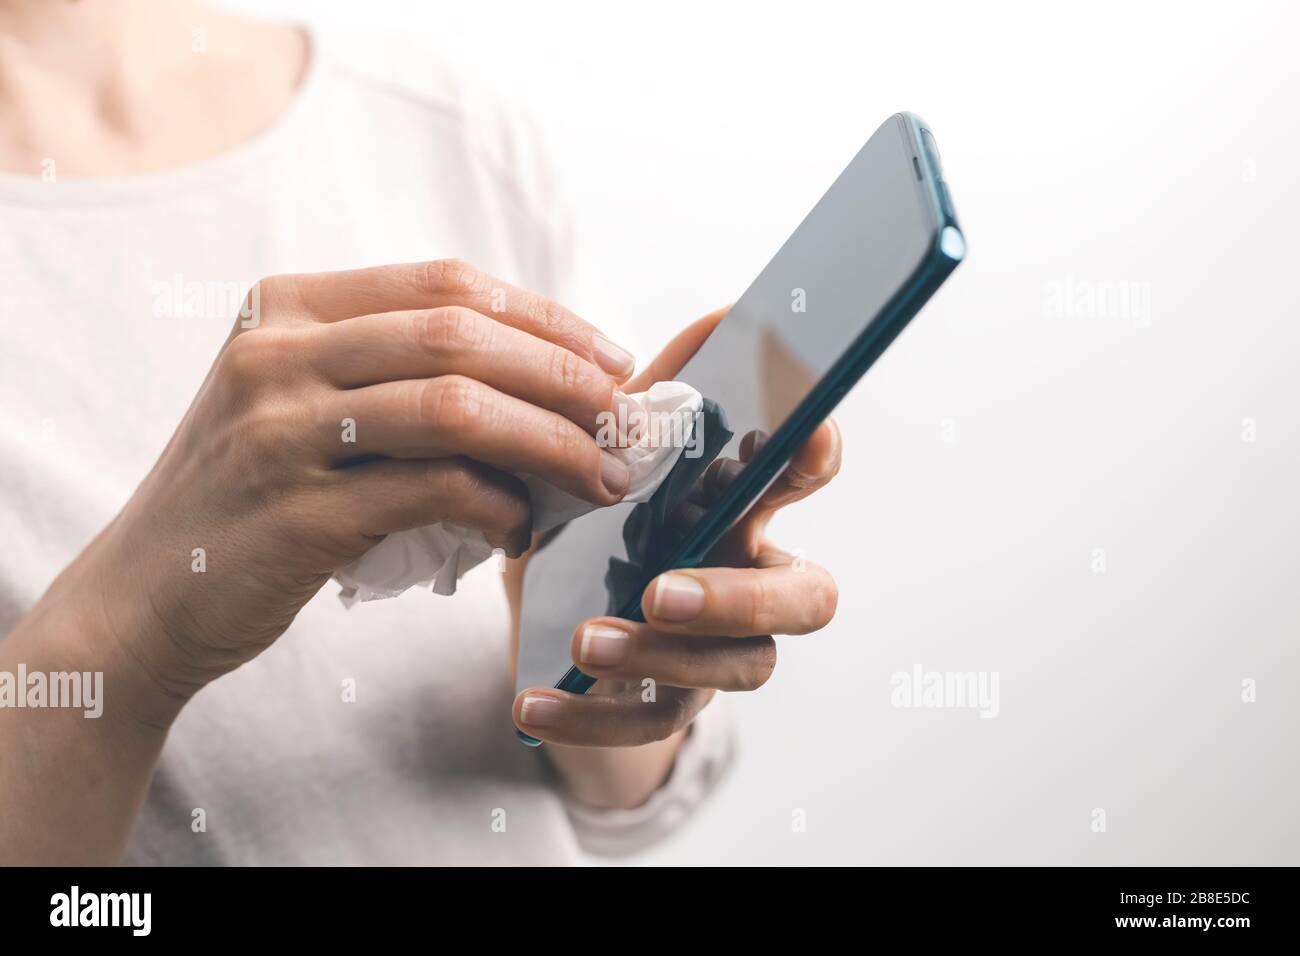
left=63, top=258, right=639, bottom=715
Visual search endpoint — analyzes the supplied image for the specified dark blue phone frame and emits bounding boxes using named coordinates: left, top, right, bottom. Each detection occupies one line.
left=518, top=112, right=963, bottom=745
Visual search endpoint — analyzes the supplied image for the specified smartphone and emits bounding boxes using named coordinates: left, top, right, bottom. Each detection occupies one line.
left=515, top=112, right=964, bottom=744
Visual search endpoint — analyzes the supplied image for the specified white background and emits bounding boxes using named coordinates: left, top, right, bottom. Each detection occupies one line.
left=219, top=0, right=1299, bottom=864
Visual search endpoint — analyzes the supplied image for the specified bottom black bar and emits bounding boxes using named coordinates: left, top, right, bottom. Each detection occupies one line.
left=0, top=866, right=1284, bottom=942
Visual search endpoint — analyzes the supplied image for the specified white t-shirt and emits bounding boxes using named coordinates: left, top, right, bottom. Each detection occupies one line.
left=0, top=27, right=732, bottom=864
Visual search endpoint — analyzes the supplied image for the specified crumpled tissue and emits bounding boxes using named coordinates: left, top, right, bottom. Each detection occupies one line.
left=335, top=380, right=702, bottom=604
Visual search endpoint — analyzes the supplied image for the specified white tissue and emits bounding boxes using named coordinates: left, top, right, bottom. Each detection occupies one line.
left=335, top=380, right=703, bottom=604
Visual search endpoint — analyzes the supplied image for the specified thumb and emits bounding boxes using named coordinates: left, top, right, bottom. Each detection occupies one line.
left=625, top=306, right=729, bottom=392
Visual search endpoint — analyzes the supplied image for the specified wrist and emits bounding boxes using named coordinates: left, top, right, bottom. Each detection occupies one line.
left=545, top=726, right=689, bottom=810
left=36, top=538, right=196, bottom=733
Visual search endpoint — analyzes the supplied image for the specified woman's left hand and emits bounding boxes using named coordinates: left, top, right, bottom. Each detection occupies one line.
left=512, top=309, right=841, bottom=747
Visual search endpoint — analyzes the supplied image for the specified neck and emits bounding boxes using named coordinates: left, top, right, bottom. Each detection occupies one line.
left=0, top=0, right=196, bottom=94
left=0, top=0, right=308, bottom=177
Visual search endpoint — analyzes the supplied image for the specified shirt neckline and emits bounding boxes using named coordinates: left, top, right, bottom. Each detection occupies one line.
left=0, top=23, right=324, bottom=207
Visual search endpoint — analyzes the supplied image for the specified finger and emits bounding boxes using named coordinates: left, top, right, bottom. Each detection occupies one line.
left=698, top=456, right=745, bottom=503
left=686, top=416, right=837, bottom=522
left=277, top=260, right=638, bottom=379
left=330, top=456, right=532, bottom=556
left=570, top=618, right=776, bottom=691
left=641, top=562, right=838, bottom=637
left=721, top=417, right=841, bottom=509
left=738, top=429, right=769, bottom=463
left=707, top=420, right=842, bottom=560
left=512, top=685, right=712, bottom=747
left=624, top=306, right=729, bottom=392
left=320, top=376, right=631, bottom=505
left=753, top=417, right=842, bottom=512
left=307, top=307, right=639, bottom=436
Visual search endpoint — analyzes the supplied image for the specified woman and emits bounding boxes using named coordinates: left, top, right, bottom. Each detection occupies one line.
left=0, top=0, right=840, bottom=864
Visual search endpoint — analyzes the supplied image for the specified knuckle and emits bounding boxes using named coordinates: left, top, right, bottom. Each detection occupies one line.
left=220, top=327, right=300, bottom=390
left=500, top=486, right=533, bottom=529
left=453, top=465, right=531, bottom=534
left=711, top=636, right=776, bottom=691
left=747, top=572, right=780, bottom=634
left=219, top=331, right=271, bottom=390
left=419, top=307, right=486, bottom=356
left=546, top=416, right=587, bottom=472
left=429, top=458, right=475, bottom=497
left=250, top=273, right=296, bottom=319
left=548, top=345, right=588, bottom=396
left=422, top=258, right=479, bottom=295
left=419, top=376, right=488, bottom=434
left=472, top=476, right=528, bottom=524
left=529, top=295, right=575, bottom=343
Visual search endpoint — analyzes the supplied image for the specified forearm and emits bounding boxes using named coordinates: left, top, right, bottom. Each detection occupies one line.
left=0, top=555, right=184, bottom=864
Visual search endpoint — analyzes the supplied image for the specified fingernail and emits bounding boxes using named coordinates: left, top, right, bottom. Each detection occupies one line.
left=600, top=450, right=630, bottom=497
left=653, top=573, right=705, bottom=621
left=612, top=390, right=644, bottom=446
left=579, top=624, right=630, bottom=667
left=592, top=333, right=635, bottom=377
left=519, top=694, right=562, bottom=728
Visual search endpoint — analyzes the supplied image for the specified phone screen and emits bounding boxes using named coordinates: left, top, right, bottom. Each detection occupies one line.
left=516, top=113, right=960, bottom=698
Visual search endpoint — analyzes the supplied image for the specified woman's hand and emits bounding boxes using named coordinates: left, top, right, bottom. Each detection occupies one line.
left=5, top=258, right=641, bottom=863
left=67, top=259, right=640, bottom=715
left=512, top=309, right=841, bottom=785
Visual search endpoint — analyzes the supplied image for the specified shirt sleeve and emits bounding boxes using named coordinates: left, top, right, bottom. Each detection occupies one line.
left=560, top=695, right=737, bottom=857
